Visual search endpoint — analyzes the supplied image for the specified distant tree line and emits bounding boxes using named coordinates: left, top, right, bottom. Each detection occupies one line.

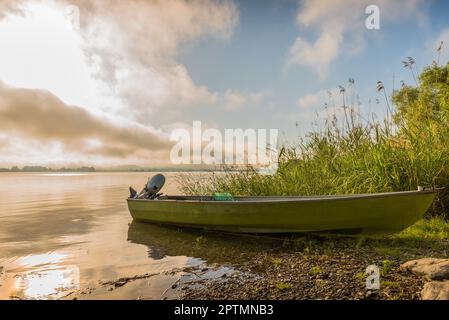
left=0, top=166, right=96, bottom=172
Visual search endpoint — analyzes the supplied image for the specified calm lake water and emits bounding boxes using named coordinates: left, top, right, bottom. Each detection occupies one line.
left=0, top=172, right=244, bottom=300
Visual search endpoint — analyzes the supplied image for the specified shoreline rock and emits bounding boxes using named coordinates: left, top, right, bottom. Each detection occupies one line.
left=401, top=258, right=449, bottom=300
left=400, top=258, right=449, bottom=281
left=421, top=281, right=449, bottom=300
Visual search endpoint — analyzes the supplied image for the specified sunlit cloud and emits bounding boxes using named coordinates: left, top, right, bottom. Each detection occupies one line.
left=0, top=0, right=244, bottom=166
left=0, top=82, right=171, bottom=165
left=0, top=0, right=24, bottom=20
left=0, top=2, right=114, bottom=113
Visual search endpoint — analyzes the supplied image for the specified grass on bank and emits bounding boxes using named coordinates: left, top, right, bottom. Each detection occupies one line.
left=394, top=217, right=449, bottom=242
left=276, top=218, right=449, bottom=257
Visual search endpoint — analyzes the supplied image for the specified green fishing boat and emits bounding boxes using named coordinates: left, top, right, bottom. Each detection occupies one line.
left=127, top=178, right=439, bottom=234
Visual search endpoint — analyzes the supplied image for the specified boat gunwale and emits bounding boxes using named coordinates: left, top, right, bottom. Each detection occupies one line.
left=127, top=189, right=441, bottom=205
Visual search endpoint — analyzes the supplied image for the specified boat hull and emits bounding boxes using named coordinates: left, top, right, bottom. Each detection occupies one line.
left=127, top=190, right=438, bottom=234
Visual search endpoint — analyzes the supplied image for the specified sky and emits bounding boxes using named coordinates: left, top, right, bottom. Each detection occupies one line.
left=0, top=0, right=448, bottom=168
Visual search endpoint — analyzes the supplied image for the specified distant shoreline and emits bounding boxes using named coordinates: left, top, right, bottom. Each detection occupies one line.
left=0, top=169, right=244, bottom=174
left=0, top=170, right=221, bottom=173
left=0, top=167, right=242, bottom=173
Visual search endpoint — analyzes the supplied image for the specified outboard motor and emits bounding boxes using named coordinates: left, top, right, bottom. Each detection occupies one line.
left=129, top=174, right=166, bottom=199
left=146, top=174, right=166, bottom=199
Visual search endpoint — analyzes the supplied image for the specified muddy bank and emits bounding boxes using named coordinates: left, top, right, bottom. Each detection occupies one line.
left=179, top=235, right=449, bottom=300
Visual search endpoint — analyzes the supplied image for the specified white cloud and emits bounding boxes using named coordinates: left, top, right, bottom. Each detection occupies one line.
left=297, top=92, right=320, bottom=109
left=71, top=0, right=240, bottom=125
left=288, top=31, right=342, bottom=78
left=297, top=89, right=341, bottom=110
left=287, top=0, right=425, bottom=77
left=223, top=90, right=268, bottom=111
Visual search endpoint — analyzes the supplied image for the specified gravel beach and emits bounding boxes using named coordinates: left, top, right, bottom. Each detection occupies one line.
left=179, top=234, right=448, bottom=300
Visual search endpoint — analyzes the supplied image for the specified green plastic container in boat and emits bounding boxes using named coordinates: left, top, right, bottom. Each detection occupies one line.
left=212, top=193, right=234, bottom=201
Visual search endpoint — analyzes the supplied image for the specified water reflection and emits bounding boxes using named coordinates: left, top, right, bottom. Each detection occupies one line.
left=16, top=265, right=80, bottom=299
left=127, top=220, right=280, bottom=265
left=3, top=252, right=80, bottom=300
left=0, top=173, right=214, bottom=300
